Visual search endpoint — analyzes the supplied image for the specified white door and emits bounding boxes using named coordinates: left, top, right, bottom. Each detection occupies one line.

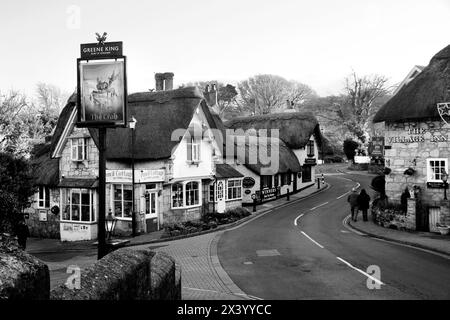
left=145, top=191, right=158, bottom=219
left=217, top=180, right=226, bottom=213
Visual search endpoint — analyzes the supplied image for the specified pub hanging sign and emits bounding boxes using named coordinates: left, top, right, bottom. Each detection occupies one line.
left=77, top=33, right=127, bottom=128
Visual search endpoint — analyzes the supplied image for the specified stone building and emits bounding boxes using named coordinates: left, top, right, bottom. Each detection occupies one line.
left=373, top=44, right=450, bottom=232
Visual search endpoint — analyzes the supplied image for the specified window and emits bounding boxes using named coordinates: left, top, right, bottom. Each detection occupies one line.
left=71, top=138, right=88, bottom=161
left=186, top=182, right=199, bottom=206
left=281, top=173, right=291, bottom=186
left=61, top=189, right=95, bottom=222
left=307, top=140, right=314, bottom=157
left=227, top=179, right=242, bottom=200
left=171, top=181, right=202, bottom=209
left=427, top=158, right=448, bottom=182
left=302, top=165, right=312, bottom=183
left=261, top=175, right=272, bottom=188
left=274, top=175, right=279, bottom=187
left=209, top=184, right=215, bottom=202
left=172, top=183, right=184, bottom=208
left=113, top=184, right=133, bottom=218
left=38, top=186, right=50, bottom=208
left=187, top=137, right=201, bottom=162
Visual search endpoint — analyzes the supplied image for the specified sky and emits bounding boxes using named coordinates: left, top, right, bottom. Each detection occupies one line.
left=1, top=0, right=450, bottom=98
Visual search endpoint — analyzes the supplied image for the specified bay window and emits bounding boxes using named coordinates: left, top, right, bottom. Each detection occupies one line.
left=113, top=184, right=133, bottom=218
left=38, top=186, right=50, bottom=208
left=61, top=189, right=95, bottom=222
left=71, top=138, right=88, bottom=161
left=227, top=179, right=242, bottom=200
left=171, top=181, right=202, bottom=209
left=427, top=158, right=449, bottom=182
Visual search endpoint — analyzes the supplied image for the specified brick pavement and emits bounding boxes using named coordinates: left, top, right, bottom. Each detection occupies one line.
left=132, top=232, right=253, bottom=300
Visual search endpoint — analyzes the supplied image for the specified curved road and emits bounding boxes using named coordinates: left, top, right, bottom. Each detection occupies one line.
left=217, top=173, right=450, bottom=299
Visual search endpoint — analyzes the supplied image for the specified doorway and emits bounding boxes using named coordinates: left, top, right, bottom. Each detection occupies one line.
left=145, top=189, right=158, bottom=233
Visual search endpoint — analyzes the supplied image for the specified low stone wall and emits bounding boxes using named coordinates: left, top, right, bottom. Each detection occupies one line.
left=371, top=198, right=416, bottom=231
left=0, top=235, right=50, bottom=300
left=25, top=208, right=60, bottom=239
left=0, top=239, right=181, bottom=300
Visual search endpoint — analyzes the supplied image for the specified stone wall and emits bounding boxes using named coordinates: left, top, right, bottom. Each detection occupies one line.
left=383, top=120, right=450, bottom=204
left=51, top=249, right=181, bottom=300
left=0, top=235, right=50, bottom=300
left=25, top=189, right=60, bottom=239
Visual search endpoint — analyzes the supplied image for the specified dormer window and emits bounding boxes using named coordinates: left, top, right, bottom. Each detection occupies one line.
left=71, top=138, right=88, bottom=161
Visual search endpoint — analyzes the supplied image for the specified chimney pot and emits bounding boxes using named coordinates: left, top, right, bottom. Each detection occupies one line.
left=155, top=73, right=164, bottom=91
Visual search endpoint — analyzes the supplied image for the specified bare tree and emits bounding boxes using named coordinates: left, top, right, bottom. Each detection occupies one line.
left=308, top=72, right=391, bottom=143
left=236, top=74, right=315, bottom=115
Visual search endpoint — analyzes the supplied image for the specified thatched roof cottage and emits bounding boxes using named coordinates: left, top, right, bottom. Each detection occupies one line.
left=224, top=112, right=322, bottom=203
left=373, top=44, right=450, bottom=232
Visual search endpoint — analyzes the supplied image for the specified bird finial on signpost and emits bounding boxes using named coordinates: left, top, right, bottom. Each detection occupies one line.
left=95, top=32, right=108, bottom=45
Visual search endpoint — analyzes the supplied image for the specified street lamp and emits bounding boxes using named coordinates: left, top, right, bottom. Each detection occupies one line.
left=105, top=210, right=117, bottom=240
left=129, top=116, right=137, bottom=237
left=442, top=171, right=448, bottom=200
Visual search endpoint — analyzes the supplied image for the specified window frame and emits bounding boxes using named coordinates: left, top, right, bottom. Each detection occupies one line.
left=187, top=136, right=201, bottom=163
left=37, top=186, right=50, bottom=208
left=427, top=158, right=449, bottom=182
left=70, top=137, right=89, bottom=161
left=227, top=179, right=242, bottom=201
left=61, top=188, right=95, bottom=223
left=171, top=180, right=202, bottom=209
left=112, top=184, right=133, bottom=219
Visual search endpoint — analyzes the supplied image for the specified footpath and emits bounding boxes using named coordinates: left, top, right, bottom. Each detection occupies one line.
left=348, top=218, right=450, bottom=257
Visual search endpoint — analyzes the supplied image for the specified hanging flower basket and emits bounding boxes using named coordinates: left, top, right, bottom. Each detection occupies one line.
left=404, top=168, right=415, bottom=176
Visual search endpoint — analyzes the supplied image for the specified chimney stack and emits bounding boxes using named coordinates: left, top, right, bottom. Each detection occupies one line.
left=164, top=72, right=174, bottom=90
left=155, top=72, right=174, bottom=91
left=155, top=73, right=164, bottom=91
left=204, top=83, right=218, bottom=107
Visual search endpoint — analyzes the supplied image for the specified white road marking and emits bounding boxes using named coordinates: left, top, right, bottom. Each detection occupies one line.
left=294, top=213, right=304, bottom=226
left=300, top=231, right=324, bottom=249
left=310, top=202, right=329, bottom=211
left=336, top=257, right=385, bottom=286
left=340, top=230, right=350, bottom=233
left=342, top=215, right=365, bottom=236
left=336, top=191, right=350, bottom=199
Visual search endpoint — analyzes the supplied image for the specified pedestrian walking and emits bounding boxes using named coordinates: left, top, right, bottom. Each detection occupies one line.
left=400, top=187, right=410, bottom=214
left=347, top=188, right=359, bottom=222
left=357, top=189, right=371, bottom=222
left=16, top=220, right=30, bottom=250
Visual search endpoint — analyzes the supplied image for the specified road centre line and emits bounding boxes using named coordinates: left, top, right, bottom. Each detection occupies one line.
left=310, top=202, right=329, bottom=211
left=336, top=182, right=361, bottom=199
left=336, top=257, right=385, bottom=286
left=336, top=191, right=350, bottom=199
left=300, top=231, right=324, bottom=249
left=294, top=213, right=304, bottom=226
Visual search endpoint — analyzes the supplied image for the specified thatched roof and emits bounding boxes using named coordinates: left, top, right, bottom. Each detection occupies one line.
left=225, top=112, right=322, bottom=149
left=229, top=136, right=301, bottom=175
left=50, top=93, right=77, bottom=155
left=373, top=44, right=450, bottom=123
left=30, top=143, right=59, bottom=187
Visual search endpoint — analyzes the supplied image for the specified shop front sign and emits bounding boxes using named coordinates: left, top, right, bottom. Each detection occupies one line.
left=243, top=177, right=256, bottom=188
left=106, top=169, right=165, bottom=183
